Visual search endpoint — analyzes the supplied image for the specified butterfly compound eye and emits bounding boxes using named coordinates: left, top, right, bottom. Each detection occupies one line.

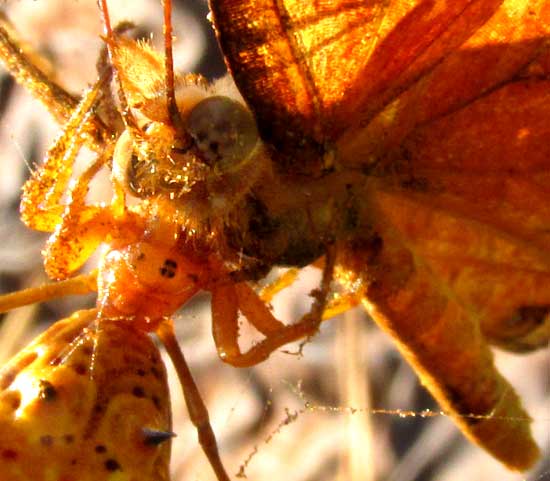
left=187, top=96, right=259, bottom=171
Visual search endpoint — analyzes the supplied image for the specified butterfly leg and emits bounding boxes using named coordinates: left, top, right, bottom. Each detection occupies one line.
left=156, top=319, right=231, bottom=481
left=211, top=247, right=336, bottom=367
left=258, top=268, right=300, bottom=302
left=258, top=263, right=362, bottom=317
left=322, top=292, right=362, bottom=319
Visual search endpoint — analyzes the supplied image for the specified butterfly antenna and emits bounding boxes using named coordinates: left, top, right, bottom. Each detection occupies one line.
left=162, top=0, right=185, bottom=132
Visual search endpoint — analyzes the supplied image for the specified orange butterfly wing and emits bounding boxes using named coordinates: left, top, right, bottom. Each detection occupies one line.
left=210, top=0, right=393, bottom=171
left=211, top=0, right=550, bottom=471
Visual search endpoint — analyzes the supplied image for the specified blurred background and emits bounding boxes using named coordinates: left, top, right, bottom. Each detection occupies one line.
left=0, top=1, right=548, bottom=480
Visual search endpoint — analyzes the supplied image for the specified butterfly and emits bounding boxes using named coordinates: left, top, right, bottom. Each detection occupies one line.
left=0, top=0, right=548, bottom=479
left=209, top=0, right=550, bottom=471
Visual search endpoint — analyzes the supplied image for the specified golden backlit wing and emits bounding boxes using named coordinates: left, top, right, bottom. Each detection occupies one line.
left=210, top=0, right=390, bottom=170
left=367, top=73, right=550, bottom=351
left=211, top=0, right=550, bottom=471
left=210, top=1, right=550, bottom=169
left=352, top=24, right=550, bottom=467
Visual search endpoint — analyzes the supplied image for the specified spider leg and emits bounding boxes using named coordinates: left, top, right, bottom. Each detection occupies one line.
left=20, top=78, right=110, bottom=232
left=211, top=283, right=241, bottom=360
left=156, top=319, right=231, bottom=481
left=0, top=273, right=97, bottom=314
left=15, top=76, right=123, bottom=280
left=235, top=282, right=286, bottom=334
left=42, top=148, right=117, bottom=280
left=0, top=13, right=108, bottom=149
left=211, top=247, right=336, bottom=367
